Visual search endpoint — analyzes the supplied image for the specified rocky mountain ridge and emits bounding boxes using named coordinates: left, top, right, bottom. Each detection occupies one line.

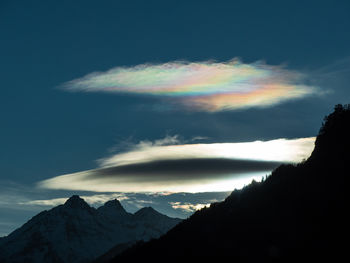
left=0, top=195, right=181, bottom=263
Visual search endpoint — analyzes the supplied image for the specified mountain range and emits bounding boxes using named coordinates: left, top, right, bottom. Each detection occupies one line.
left=111, top=104, right=349, bottom=262
left=0, top=104, right=348, bottom=263
left=0, top=196, right=181, bottom=263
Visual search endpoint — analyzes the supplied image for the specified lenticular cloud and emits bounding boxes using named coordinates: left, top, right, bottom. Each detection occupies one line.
left=64, top=59, right=316, bottom=111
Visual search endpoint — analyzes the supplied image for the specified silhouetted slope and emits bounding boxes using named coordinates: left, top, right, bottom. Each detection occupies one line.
left=112, top=104, right=349, bottom=262
left=92, top=241, right=136, bottom=263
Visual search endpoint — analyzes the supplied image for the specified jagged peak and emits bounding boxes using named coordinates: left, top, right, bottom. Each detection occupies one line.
left=103, top=199, right=123, bottom=208
left=98, top=199, right=126, bottom=213
left=63, top=195, right=91, bottom=209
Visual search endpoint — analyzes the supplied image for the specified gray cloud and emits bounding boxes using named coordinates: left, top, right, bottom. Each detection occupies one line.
left=90, top=158, right=283, bottom=179
left=38, top=158, right=282, bottom=193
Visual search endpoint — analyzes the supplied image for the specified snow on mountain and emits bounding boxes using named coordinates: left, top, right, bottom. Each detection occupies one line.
left=0, top=195, right=181, bottom=263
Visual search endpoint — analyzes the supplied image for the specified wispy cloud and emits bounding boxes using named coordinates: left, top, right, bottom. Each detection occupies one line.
left=170, top=202, right=211, bottom=212
left=63, top=59, right=317, bottom=112
left=20, top=193, right=129, bottom=207
left=38, top=137, right=315, bottom=193
left=309, top=56, right=350, bottom=103
left=14, top=192, right=233, bottom=219
left=0, top=186, right=232, bottom=236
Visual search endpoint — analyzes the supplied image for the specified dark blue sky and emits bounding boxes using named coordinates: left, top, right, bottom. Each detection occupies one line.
left=0, top=0, right=350, bottom=235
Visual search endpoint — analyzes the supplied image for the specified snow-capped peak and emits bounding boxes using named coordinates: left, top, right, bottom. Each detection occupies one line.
left=0, top=196, right=182, bottom=263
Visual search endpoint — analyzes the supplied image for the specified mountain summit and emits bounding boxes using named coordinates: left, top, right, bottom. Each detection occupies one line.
left=97, top=199, right=128, bottom=219
left=134, top=207, right=160, bottom=218
left=0, top=197, right=181, bottom=263
left=63, top=195, right=91, bottom=210
left=100, top=199, right=124, bottom=210
left=112, top=104, right=349, bottom=262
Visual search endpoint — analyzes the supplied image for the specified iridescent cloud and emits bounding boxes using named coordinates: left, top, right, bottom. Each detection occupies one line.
left=63, top=60, right=317, bottom=111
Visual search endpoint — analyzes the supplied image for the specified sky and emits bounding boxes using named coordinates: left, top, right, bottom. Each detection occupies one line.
left=1, top=0, right=350, bottom=236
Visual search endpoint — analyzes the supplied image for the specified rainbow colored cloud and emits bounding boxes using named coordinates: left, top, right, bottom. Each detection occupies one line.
left=64, top=59, right=316, bottom=111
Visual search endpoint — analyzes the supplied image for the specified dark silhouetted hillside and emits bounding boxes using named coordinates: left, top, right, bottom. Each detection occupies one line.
left=111, top=104, right=349, bottom=262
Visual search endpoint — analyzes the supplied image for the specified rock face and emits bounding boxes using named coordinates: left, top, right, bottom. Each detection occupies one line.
left=0, top=196, right=181, bottom=263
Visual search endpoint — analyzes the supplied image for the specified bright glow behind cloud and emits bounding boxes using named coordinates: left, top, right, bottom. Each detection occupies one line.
left=64, top=60, right=316, bottom=111
left=98, top=137, right=315, bottom=168
left=38, top=137, right=315, bottom=193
